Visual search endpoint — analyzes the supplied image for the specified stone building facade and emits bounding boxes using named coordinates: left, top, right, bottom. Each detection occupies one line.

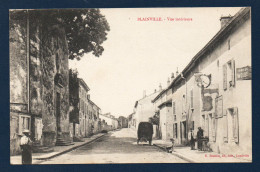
left=133, top=91, right=160, bottom=131
left=10, top=10, right=71, bottom=155
left=165, top=7, right=251, bottom=157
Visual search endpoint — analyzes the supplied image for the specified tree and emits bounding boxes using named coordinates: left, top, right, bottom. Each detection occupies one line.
left=149, top=111, right=160, bottom=125
left=10, top=9, right=110, bottom=60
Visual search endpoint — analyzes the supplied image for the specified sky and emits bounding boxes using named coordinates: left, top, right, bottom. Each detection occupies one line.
left=69, top=7, right=242, bottom=118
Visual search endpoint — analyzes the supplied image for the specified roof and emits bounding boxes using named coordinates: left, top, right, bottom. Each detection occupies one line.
left=78, top=78, right=90, bottom=91
left=134, top=90, right=161, bottom=108
left=158, top=99, right=172, bottom=109
left=152, top=89, right=166, bottom=103
left=168, top=7, right=250, bottom=90
left=88, top=99, right=101, bottom=110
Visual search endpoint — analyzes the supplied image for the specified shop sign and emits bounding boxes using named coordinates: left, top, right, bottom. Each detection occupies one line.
left=237, top=66, right=251, bottom=80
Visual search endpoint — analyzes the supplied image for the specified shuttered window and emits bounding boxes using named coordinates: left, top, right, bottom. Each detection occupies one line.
left=190, top=89, right=194, bottom=109
left=223, top=64, right=227, bottom=90
left=172, top=101, right=176, bottom=114
left=173, top=123, right=178, bottom=138
left=231, top=60, right=236, bottom=87
left=18, top=115, right=31, bottom=135
left=232, top=107, right=239, bottom=143
left=223, top=110, right=228, bottom=142
left=212, top=116, right=216, bottom=142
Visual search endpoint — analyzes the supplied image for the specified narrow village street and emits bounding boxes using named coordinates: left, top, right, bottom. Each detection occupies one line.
left=40, top=128, right=187, bottom=164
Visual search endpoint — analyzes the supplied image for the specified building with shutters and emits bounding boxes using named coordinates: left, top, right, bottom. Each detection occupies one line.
left=164, top=7, right=251, bottom=157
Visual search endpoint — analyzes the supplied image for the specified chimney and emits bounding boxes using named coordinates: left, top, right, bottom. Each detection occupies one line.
left=143, top=90, right=146, bottom=98
left=87, top=94, right=90, bottom=100
left=167, top=78, right=170, bottom=87
left=171, top=72, right=175, bottom=81
left=220, top=15, right=232, bottom=28
left=154, top=89, right=157, bottom=93
left=159, top=83, right=162, bottom=91
left=176, top=68, right=179, bottom=76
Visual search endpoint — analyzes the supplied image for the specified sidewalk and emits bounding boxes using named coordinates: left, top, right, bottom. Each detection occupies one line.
left=10, top=132, right=107, bottom=165
left=153, top=140, right=251, bottom=163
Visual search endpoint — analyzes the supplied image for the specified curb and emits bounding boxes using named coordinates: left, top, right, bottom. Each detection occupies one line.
left=35, top=134, right=106, bottom=162
left=153, top=144, right=196, bottom=163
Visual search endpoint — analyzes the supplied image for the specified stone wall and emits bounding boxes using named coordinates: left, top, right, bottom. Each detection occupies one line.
left=10, top=10, right=71, bottom=154
left=41, top=22, right=70, bottom=146
left=10, top=10, right=28, bottom=155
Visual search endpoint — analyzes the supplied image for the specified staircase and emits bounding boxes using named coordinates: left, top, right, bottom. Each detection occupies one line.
left=55, top=135, right=74, bottom=146
left=32, top=141, right=54, bottom=153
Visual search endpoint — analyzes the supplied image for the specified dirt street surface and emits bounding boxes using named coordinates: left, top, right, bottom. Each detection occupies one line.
left=40, top=128, right=187, bottom=164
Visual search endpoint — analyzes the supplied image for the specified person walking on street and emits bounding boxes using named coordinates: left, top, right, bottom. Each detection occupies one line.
left=20, top=129, right=33, bottom=164
left=188, top=128, right=195, bottom=150
left=197, top=127, right=204, bottom=151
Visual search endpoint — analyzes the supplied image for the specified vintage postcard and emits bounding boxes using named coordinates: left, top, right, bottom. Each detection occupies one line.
left=10, top=7, right=251, bottom=164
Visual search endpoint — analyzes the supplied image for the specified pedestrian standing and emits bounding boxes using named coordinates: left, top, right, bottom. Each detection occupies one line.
left=197, top=127, right=204, bottom=151
left=188, top=128, right=195, bottom=150
left=20, top=130, right=32, bottom=164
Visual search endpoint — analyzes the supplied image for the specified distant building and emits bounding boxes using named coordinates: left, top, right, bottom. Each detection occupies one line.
left=100, top=113, right=118, bottom=130
left=118, top=116, right=128, bottom=128
left=133, top=90, right=160, bottom=130
left=127, top=112, right=136, bottom=129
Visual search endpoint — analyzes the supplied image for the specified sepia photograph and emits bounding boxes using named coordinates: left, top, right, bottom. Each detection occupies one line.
left=9, top=7, right=251, bottom=164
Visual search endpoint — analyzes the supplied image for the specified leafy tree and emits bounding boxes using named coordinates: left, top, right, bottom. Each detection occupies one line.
left=10, top=9, right=110, bottom=60
left=149, top=111, right=160, bottom=125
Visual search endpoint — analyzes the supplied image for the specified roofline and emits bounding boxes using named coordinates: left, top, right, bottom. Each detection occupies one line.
left=88, top=99, right=101, bottom=110
left=158, top=99, right=172, bottom=109
left=135, top=90, right=161, bottom=106
left=78, top=78, right=90, bottom=91
left=152, top=89, right=166, bottom=103
left=168, top=7, right=250, bottom=89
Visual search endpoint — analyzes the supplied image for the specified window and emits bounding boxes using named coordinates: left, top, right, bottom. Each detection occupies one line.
left=182, top=94, right=186, bottom=114
left=172, top=101, right=176, bottom=114
left=191, top=121, right=194, bottom=130
left=209, top=114, right=216, bottom=142
left=173, top=123, right=178, bottom=138
left=19, top=115, right=31, bottom=135
left=231, top=107, right=239, bottom=143
left=173, top=102, right=176, bottom=121
left=223, top=60, right=236, bottom=90
left=227, top=60, right=235, bottom=88
left=223, top=64, right=227, bottom=90
left=190, top=89, right=194, bottom=109
left=223, top=110, right=228, bottom=143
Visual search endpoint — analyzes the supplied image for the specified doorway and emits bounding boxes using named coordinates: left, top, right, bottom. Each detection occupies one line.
left=180, top=121, right=187, bottom=144
left=56, top=92, right=61, bottom=133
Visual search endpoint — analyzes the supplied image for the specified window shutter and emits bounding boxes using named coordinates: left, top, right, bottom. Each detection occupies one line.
left=18, top=115, right=23, bottom=135
left=223, top=64, right=227, bottom=90
left=232, top=60, right=236, bottom=87
left=212, top=117, right=216, bottom=142
left=172, top=102, right=175, bottom=114
left=233, top=107, right=239, bottom=143
left=190, top=89, right=193, bottom=109
left=223, top=110, right=228, bottom=142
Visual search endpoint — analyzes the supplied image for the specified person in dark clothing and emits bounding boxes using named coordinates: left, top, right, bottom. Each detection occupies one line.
left=20, top=130, right=32, bottom=164
left=197, top=127, right=204, bottom=151
left=188, top=128, right=195, bottom=150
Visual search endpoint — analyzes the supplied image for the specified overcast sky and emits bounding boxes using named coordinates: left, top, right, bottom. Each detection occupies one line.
left=69, top=7, right=241, bottom=118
